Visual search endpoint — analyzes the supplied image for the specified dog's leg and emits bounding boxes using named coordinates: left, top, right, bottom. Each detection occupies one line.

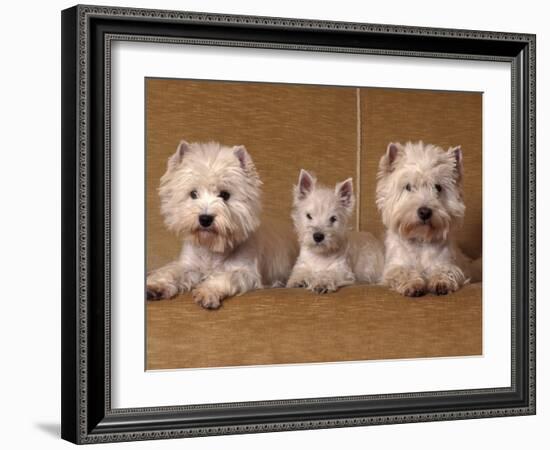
left=192, top=268, right=262, bottom=309
left=383, top=265, right=426, bottom=297
left=286, top=265, right=313, bottom=289
left=426, top=264, right=467, bottom=295
left=308, top=269, right=355, bottom=294
left=287, top=263, right=354, bottom=294
left=146, top=261, right=201, bottom=300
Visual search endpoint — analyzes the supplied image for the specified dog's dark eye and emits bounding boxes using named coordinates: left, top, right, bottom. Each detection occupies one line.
left=330, top=216, right=337, bottom=223
left=218, top=191, right=231, bottom=201
left=435, top=184, right=442, bottom=193
left=405, top=183, right=412, bottom=192
left=190, top=190, right=198, bottom=199
left=306, top=213, right=312, bottom=220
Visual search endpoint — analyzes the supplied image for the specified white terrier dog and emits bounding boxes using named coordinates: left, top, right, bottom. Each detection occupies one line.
left=376, top=141, right=480, bottom=297
left=146, top=140, right=297, bottom=309
left=287, top=170, right=384, bottom=294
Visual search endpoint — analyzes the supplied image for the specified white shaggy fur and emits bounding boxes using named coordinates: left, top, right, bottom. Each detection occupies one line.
left=287, top=170, right=384, bottom=294
left=376, top=141, right=481, bottom=297
left=146, top=140, right=298, bottom=309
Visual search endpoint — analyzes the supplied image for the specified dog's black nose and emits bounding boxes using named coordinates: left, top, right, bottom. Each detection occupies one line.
left=199, top=214, right=214, bottom=228
left=417, top=207, right=432, bottom=221
left=313, top=232, right=325, bottom=243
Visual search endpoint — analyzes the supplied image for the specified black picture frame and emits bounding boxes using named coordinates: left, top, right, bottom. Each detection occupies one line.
left=61, top=4, right=536, bottom=444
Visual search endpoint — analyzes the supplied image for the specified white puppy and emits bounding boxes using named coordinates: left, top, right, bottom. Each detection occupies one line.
left=146, top=140, right=297, bottom=309
left=376, top=141, right=481, bottom=297
left=287, top=170, right=384, bottom=294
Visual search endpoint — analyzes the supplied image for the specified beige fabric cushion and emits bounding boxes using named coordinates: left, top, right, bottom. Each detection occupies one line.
left=147, top=284, right=482, bottom=370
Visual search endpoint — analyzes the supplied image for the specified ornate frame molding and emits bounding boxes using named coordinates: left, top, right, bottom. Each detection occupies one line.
left=61, top=4, right=536, bottom=444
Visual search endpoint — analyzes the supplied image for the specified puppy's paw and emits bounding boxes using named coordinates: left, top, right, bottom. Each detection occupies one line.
left=397, top=279, right=427, bottom=298
left=287, top=279, right=308, bottom=289
left=310, top=280, right=337, bottom=295
left=192, top=286, right=222, bottom=309
left=427, top=276, right=458, bottom=296
left=146, top=280, right=178, bottom=301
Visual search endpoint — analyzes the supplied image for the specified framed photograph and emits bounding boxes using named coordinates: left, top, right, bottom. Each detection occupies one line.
left=61, top=4, right=536, bottom=444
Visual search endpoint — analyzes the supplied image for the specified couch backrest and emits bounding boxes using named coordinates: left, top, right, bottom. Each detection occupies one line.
left=146, top=79, right=482, bottom=270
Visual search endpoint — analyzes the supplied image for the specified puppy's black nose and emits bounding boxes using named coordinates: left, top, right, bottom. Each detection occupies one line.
left=313, top=232, right=325, bottom=243
left=417, top=207, right=432, bottom=221
left=199, top=214, right=214, bottom=228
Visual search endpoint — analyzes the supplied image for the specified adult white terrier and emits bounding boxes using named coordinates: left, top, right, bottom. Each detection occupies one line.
left=146, top=140, right=297, bottom=309
left=287, top=170, right=384, bottom=294
left=376, top=141, right=481, bottom=297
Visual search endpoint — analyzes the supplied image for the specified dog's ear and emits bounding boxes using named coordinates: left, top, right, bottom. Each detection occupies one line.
left=335, top=178, right=354, bottom=211
left=449, top=145, right=463, bottom=181
left=295, top=169, right=316, bottom=201
left=379, top=142, right=404, bottom=174
left=233, top=145, right=254, bottom=171
left=167, top=140, right=190, bottom=170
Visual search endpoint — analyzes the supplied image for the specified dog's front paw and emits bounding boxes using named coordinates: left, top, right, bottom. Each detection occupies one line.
left=397, top=279, right=427, bottom=297
left=192, top=287, right=222, bottom=309
left=146, top=280, right=178, bottom=300
left=287, top=279, right=308, bottom=289
left=310, top=280, right=337, bottom=295
left=427, top=276, right=458, bottom=296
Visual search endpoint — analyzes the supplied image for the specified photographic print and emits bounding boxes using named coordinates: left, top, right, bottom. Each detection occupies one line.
left=145, top=79, right=483, bottom=370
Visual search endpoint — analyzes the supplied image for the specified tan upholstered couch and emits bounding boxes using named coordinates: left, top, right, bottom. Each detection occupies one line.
left=145, top=79, right=482, bottom=370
